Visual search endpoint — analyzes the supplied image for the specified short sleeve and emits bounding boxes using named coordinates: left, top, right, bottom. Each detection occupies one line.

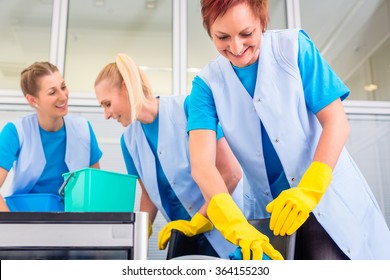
left=0, top=122, right=20, bottom=171
left=187, top=75, right=219, bottom=133
left=298, top=30, right=350, bottom=114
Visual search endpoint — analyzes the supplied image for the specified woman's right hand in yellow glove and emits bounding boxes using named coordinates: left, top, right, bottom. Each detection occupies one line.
left=158, top=212, right=213, bottom=250
left=207, top=193, right=284, bottom=260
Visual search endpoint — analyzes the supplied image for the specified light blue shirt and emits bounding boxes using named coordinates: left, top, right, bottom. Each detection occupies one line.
left=121, top=95, right=224, bottom=220
left=189, top=28, right=390, bottom=259
left=0, top=119, right=102, bottom=195
left=188, top=30, right=349, bottom=133
left=122, top=95, right=240, bottom=259
left=188, top=30, right=349, bottom=197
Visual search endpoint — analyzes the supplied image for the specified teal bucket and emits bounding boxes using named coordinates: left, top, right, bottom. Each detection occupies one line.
left=61, top=168, right=137, bottom=212
left=5, top=193, right=64, bottom=212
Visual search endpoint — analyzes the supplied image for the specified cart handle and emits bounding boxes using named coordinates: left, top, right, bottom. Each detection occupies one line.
left=58, top=173, right=74, bottom=196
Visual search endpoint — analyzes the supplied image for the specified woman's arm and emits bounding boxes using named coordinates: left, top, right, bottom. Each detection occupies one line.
left=185, top=129, right=284, bottom=260
left=194, top=136, right=243, bottom=216
left=139, top=179, right=158, bottom=223
left=189, top=129, right=230, bottom=202
left=266, top=98, right=350, bottom=236
left=90, top=162, right=100, bottom=169
left=0, top=167, right=10, bottom=211
left=216, top=136, right=242, bottom=194
left=314, top=98, right=350, bottom=169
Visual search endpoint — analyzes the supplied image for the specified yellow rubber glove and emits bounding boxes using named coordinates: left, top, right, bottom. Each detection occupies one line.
left=158, top=212, right=213, bottom=250
left=148, top=220, right=153, bottom=239
left=207, top=193, right=284, bottom=260
left=266, top=161, right=332, bottom=236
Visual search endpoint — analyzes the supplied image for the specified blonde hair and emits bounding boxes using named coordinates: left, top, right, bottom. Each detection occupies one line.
left=94, top=53, right=153, bottom=123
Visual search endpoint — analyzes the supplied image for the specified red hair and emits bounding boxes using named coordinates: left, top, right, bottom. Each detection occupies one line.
left=201, top=0, right=269, bottom=37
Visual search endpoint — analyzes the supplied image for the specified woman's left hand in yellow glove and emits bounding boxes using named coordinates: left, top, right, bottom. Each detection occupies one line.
left=158, top=212, right=213, bottom=250
left=266, top=161, right=332, bottom=236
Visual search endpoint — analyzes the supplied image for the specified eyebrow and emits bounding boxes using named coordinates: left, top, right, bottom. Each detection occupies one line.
left=44, top=80, right=66, bottom=93
left=45, top=86, right=56, bottom=93
left=214, top=26, right=255, bottom=35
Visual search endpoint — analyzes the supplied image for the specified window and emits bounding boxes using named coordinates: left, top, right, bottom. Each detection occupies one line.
left=65, top=0, right=173, bottom=95
left=300, top=0, right=390, bottom=101
left=0, top=0, right=53, bottom=90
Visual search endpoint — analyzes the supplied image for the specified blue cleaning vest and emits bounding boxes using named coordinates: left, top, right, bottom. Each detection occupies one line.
left=198, top=29, right=390, bottom=259
left=8, top=114, right=90, bottom=195
left=123, top=95, right=240, bottom=259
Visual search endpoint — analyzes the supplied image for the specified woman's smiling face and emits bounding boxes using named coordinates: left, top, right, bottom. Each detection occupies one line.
left=210, top=2, right=263, bottom=68
left=95, top=79, right=132, bottom=127
left=34, top=71, right=69, bottom=118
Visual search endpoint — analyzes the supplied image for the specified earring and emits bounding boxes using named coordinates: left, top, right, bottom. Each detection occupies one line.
left=35, top=104, right=38, bottom=108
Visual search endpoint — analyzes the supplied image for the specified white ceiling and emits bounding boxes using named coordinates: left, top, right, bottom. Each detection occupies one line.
left=300, top=0, right=390, bottom=81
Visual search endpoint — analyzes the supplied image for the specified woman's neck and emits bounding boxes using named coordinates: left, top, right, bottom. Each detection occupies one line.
left=137, top=98, right=159, bottom=124
left=37, top=114, right=64, bottom=132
